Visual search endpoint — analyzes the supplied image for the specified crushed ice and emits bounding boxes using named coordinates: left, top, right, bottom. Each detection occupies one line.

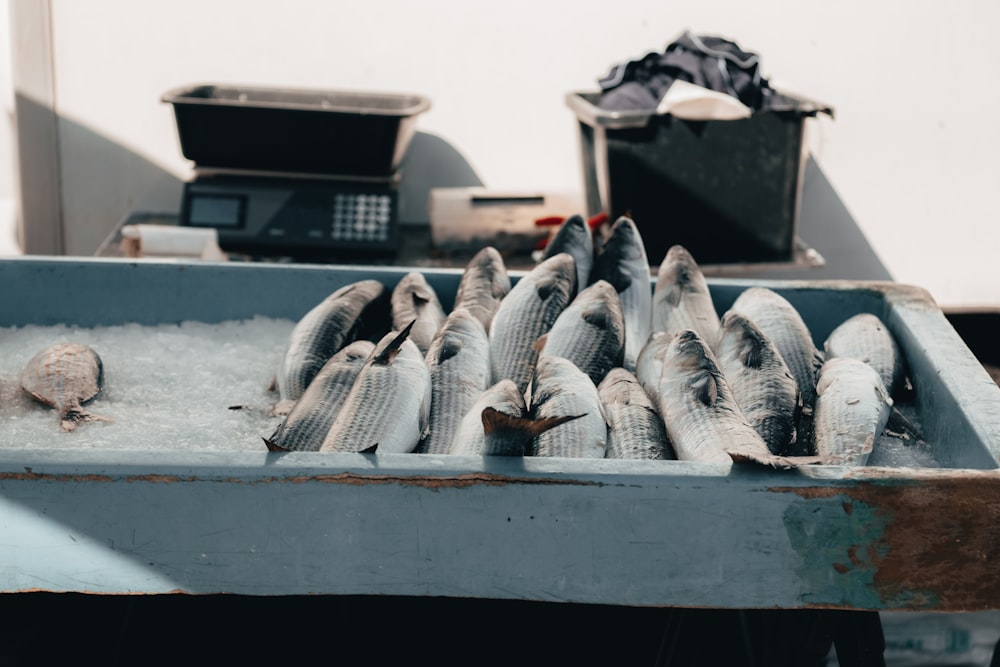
left=0, top=317, right=292, bottom=451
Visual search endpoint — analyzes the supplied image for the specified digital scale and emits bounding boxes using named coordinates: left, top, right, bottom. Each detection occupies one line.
left=162, top=83, right=431, bottom=258
left=180, top=168, right=400, bottom=257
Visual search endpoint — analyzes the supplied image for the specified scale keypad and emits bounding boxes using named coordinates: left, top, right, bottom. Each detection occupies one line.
left=331, top=194, right=392, bottom=243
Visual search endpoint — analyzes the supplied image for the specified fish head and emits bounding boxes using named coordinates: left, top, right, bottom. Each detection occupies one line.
left=718, top=311, right=769, bottom=369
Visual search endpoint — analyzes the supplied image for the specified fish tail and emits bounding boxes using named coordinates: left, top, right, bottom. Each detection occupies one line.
left=262, top=437, right=288, bottom=452
left=482, top=407, right=586, bottom=439
left=60, top=408, right=112, bottom=432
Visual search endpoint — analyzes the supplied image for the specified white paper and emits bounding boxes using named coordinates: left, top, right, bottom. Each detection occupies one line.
left=656, top=80, right=752, bottom=120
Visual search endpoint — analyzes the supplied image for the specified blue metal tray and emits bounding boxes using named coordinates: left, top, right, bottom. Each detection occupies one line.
left=0, top=257, right=997, bottom=610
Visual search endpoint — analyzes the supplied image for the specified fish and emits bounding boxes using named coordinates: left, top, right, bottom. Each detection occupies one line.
left=535, top=279, right=625, bottom=386
left=727, top=287, right=823, bottom=413
left=274, top=279, right=389, bottom=414
left=529, top=356, right=607, bottom=459
left=542, top=214, right=593, bottom=296
left=655, top=329, right=815, bottom=469
left=489, top=252, right=577, bottom=395
left=589, top=216, right=653, bottom=372
left=418, top=308, right=492, bottom=454
left=598, top=367, right=674, bottom=460
left=823, top=312, right=904, bottom=396
left=453, top=246, right=511, bottom=333
left=448, top=380, right=578, bottom=456
left=20, top=342, right=111, bottom=431
left=263, top=340, right=375, bottom=452
left=319, top=322, right=431, bottom=454
left=715, top=311, right=800, bottom=455
left=634, top=330, right=672, bottom=407
left=651, top=245, right=720, bottom=344
left=391, top=271, right=447, bottom=355
left=813, top=356, right=893, bottom=465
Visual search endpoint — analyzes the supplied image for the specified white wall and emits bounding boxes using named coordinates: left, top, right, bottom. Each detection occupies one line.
left=10, top=0, right=1000, bottom=307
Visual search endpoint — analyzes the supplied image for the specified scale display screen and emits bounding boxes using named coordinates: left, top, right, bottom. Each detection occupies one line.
left=188, top=195, right=245, bottom=228
left=180, top=175, right=398, bottom=255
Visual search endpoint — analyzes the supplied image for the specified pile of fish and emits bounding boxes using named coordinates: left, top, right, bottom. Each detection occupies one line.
left=264, top=214, right=911, bottom=468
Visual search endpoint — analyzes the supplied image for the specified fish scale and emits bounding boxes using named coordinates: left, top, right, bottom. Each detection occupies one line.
left=320, top=325, right=430, bottom=454
left=275, top=279, right=388, bottom=412
left=536, top=279, right=625, bottom=386
left=449, top=380, right=529, bottom=456
left=814, top=356, right=893, bottom=465
left=453, top=246, right=511, bottom=333
left=264, top=340, right=375, bottom=452
left=655, top=329, right=770, bottom=464
left=598, top=367, right=673, bottom=460
left=651, top=245, right=720, bottom=344
left=19, top=342, right=109, bottom=431
left=728, top=286, right=823, bottom=412
left=715, top=310, right=800, bottom=455
left=542, top=214, right=593, bottom=297
left=530, top=356, right=607, bottom=459
left=590, top=216, right=653, bottom=373
left=489, top=252, right=576, bottom=395
left=391, top=271, right=446, bottom=355
left=420, top=308, right=491, bottom=454
left=823, top=312, right=904, bottom=396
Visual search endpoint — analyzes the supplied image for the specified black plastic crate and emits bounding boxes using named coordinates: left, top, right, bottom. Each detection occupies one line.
left=567, top=91, right=832, bottom=265
left=162, top=84, right=430, bottom=177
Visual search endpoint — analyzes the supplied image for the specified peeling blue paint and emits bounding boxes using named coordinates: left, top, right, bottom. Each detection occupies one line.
left=783, top=494, right=887, bottom=608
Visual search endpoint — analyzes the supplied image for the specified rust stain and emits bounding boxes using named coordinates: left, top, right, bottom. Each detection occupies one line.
left=0, top=470, right=601, bottom=489
left=772, top=473, right=1000, bottom=610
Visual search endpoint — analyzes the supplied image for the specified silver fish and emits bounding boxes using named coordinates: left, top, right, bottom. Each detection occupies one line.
left=728, top=287, right=824, bottom=413
left=589, top=216, right=653, bottom=373
left=453, top=246, right=511, bottom=333
left=264, top=340, right=375, bottom=452
left=651, top=245, right=720, bottom=344
left=656, top=329, right=810, bottom=468
left=716, top=311, right=800, bottom=455
left=543, top=214, right=593, bottom=296
left=489, top=252, right=577, bottom=395
left=536, top=279, right=625, bottom=386
left=449, top=380, right=577, bottom=456
left=598, top=367, right=673, bottom=460
left=814, top=356, right=893, bottom=465
left=419, top=308, right=491, bottom=454
left=824, top=312, right=904, bottom=396
left=320, top=322, right=431, bottom=454
left=20, top=342, right=111, bottom=432
left=275, top=279, right=388, bottom=414
left=634, top=330, right=672, bottom=407
left=530, top=356, right=606, bottom=459
left=391, top=271, right=447, bottom=355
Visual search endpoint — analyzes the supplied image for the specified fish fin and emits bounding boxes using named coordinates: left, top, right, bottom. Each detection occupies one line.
left=262, top=437, right=289, bottom=453
left=581, top=301, right=614, bottom=329
left=691, top=371, right=718, bottom=407
left=535, top=275, right=560, bottom=301
left=360, top=443, right=379, bottom=454
left=886, top=406, right=925, bottom=445
left=663, top=282, right=684, bottom=308
left=728, top=448, right=824, bottom=470
left=373, top=320, right=416, bottom=365
left=436, top=335, right=463, bottom=364
left=739, top=337, right=764, bottom=370
left=266, top=375, right=277, bottom=392
left=533, top=333, right=548, bottom=353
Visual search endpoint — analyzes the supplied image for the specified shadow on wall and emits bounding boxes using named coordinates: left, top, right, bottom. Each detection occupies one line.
left=14, top=93, right=482, bottom=256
